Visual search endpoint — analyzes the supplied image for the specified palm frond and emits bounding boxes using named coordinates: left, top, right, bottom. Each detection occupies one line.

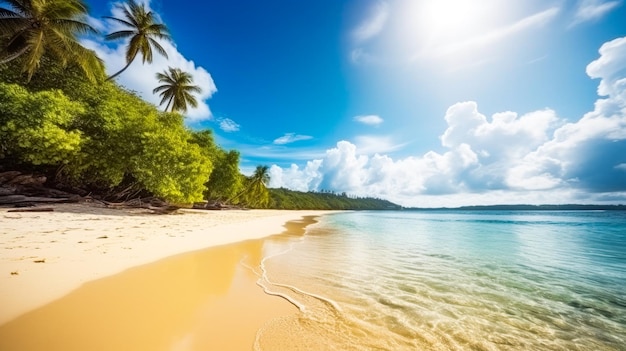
left=1, top=0, right=30, bottom=17
left=49, top=18, right=98, bottom=35
left=140, top=37, right=152, bottom=63
left=0, top=17, right=28, bottom=37
left=188, top=85, right=202, bottom=94
left=102, top=15, right=134, bottom=29
left=126, top=35, right=142, bottom=62
left=148, top=37, right=167, bottom=58
left=64, top=41, right=105, bottom=82
left=23, top=29, right=46, bottom=80
left=126, top=1, right=149, bottom=29
left=0, top=7, right=20, bottom=18
left=152, top=84, right=169, bottom=93
left=146, top=23, right=170, bottom=37
left=184, top=94, right=199, bottom=108
left=104, top=29, right=135, bottom=41
left=153, top=67, right=203, bottom=113
left=0, top=0, right=99, bottom=80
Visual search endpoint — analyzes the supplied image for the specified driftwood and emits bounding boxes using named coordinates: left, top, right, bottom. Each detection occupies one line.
left=0, top=195, right=77, bottom=204
left=0, top=171, right=22, bottom=184
left=192, top=201, right=242, bottom=210
left=101, top=198, right=180, bottom=214
left=7, top=174, right=46, bottom=186
left=145, top=205, right=180, bottom=214
left=8, top=207, right=55, bottom=213
left=0, top=172, right=83, bottom=207
left=0, top=187, right=16, bottom=196
left=0, top=171, right=177, bottom=214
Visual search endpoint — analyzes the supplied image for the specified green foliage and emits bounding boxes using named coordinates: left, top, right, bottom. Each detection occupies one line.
left=132, top=114, right=213, bottom=204
left=268, top=188, right=402, bottom=210
left=0, top=70, right=219, bottom=204
left=0, top=83, right=84, bottom=165
left=61, top=82, right=153, bottom=186
left=0, top=0, right=104, bottom=82
left=204, top=149, right=243, bottom=202
left=235, top=165, right=270, bottom=208
left=0, top=54, right=104, bottom=96
left=0, top=1, right=268, bottom=207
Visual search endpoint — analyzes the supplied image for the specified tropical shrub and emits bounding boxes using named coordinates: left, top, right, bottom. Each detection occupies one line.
left=0, top=83, right=84, bottom=166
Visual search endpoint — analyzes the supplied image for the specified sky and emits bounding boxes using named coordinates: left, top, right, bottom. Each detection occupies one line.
left=82, top=0, right=626, bottom=207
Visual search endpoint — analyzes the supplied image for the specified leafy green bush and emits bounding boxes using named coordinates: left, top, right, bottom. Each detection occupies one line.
left=0, top=83, right=84, bottom=166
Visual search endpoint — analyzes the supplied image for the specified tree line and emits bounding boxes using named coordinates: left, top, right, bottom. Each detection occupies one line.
left=269, top=188, right=402, bottom=210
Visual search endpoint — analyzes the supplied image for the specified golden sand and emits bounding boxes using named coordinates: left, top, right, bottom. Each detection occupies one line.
left=0, top=204, right=331, bottom=350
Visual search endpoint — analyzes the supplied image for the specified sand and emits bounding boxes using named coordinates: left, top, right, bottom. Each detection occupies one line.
left=0, top=203, right=332, bottom=336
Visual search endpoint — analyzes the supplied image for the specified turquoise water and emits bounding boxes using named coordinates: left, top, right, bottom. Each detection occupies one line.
left=257, top=211, right=626, bottom=350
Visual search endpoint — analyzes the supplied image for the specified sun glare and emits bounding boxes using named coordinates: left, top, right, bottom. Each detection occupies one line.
left=401, top=0, right=505, bottom=49
left=421, top=0, right=479, bottom=35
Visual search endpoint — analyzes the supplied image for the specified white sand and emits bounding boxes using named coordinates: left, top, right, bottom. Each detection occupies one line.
left=0, top=203, right=332, bottom=325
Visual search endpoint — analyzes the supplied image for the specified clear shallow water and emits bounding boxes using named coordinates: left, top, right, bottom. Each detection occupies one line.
left=257, top=211, right=626, bottom=350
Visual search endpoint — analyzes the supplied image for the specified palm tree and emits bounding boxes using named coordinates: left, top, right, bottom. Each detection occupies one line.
left=104, top=0, right=170, bottom=81
left=250, top=165, right=271, bottom=188
left=228, top=165, right=271, bottom=208
left=244, top=165, right=271, bottom=208
left=0, top=0, right=104, bottom=82
left=153, top=67, right=201, bottom=112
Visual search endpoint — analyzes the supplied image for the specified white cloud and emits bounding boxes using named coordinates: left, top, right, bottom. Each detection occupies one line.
left=587, top=36, right=626, bottom=100
left=508, top=36, right=626, bottom=193
left=273, top=133, right=314, bottom=145
left=218, top=118, right=240, bottom=132
left=269, top=161, right=323, bottom=191
left=354, top=114, right=384, bottom=125
left=352, top=135, right=407, bottom=155
left=81, top=1, right=216, bottom=122
left=270, top=36, right=626, bottom=207
left=352, top=1, right=389, bottom=43
left=571, top=0, right=622, bottom=26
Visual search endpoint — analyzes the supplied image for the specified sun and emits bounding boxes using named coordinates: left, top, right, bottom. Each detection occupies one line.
left=402, top=0, right=503, bottom=46
left=421, top=0, right=479, bottom=35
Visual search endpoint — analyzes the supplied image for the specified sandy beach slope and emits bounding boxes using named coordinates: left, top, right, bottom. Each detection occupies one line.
left=0, top=203, right=332, bottom=325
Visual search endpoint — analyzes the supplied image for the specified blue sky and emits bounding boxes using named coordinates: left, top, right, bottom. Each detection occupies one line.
left=84, top=0, right=626, bottom=207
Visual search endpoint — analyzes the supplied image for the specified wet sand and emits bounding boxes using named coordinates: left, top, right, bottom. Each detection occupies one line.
left=0, top=204, right=331, bottom=350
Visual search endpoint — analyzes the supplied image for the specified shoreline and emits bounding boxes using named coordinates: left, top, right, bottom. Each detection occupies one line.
left=0, top=203, right=335, bottom=326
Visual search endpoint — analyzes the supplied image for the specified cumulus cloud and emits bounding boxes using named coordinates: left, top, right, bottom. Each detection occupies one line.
left=269, top=161, right=323, bottom=191
left=218, top=118, right=240, bottom=132
left=273, top=133, right=313, bottom=145
left=571, top=0, right=622, bottom=26
left=353, top=135, right=406, bottom=155
left=81, top=0, right=216, bottom=122
left=509, top=36, right=626, bottom=193
left=354, top=114, right=384, bottom=125
left=270, top=36, right=626, bottom=206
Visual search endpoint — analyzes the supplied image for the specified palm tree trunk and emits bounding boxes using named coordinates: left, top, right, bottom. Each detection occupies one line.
left=106, top=58, right=134, bottom=81
left=165, top=96, right=173, bottom=112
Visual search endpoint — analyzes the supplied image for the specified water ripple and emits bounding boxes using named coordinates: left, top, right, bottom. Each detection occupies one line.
left=259, top=211, right=626, bottom=350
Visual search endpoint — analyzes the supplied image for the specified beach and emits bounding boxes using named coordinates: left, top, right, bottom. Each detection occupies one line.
left=0, top=203, right=331, bottom=350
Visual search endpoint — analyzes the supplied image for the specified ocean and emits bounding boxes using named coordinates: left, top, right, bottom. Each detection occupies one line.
left=255, top=210, right=626, bottom=350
